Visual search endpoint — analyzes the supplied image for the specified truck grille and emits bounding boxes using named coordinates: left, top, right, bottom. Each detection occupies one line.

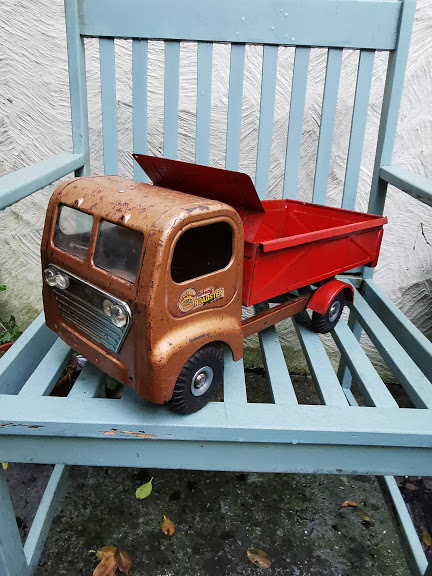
left=51, top=266, right=132, bottom=353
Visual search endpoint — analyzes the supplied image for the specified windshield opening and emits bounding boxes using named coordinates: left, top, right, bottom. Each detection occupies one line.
left=94, top=220, right=143, bottom=283
left=53, top=205, right=93, bottom=259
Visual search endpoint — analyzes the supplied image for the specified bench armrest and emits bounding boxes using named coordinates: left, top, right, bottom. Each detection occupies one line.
left=0, top=152, right=85, bottom=210
left=380, top=164, right=432, bottom=208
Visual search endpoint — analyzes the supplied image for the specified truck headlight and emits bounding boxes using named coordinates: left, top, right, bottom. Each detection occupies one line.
left=55, top=272, right=70, bottom=290
left=103, top=299, right=113, bottom=317
left=43, top=267, right=69, bottom=289
left=110, top=304, right=127, bottom=328
left=43, top=268, right=58, bottom=286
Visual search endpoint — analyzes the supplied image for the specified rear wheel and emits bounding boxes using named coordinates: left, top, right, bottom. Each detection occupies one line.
left=169, top=344, right=224, bottom=415
left=311, top=292, right=345, bottom=334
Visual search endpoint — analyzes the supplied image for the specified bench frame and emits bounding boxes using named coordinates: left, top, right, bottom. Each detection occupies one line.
left=1, top=0, right=432, bottom=574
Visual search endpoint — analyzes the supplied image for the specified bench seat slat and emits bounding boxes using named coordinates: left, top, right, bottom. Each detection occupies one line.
left=293, top=319, right=348, bottom=407
left=259, top=326, right=298, bottom=405
left=353, top=290, right=432, bottom=409
left=363, top=279, right=432, bottom=382
left=223, top=349, right=248, bottom=404
left=0, top=313, right=57, bottom=395
left=18, top=339, right=73, bottom=397
left=332, top=317, right=398, bottom=408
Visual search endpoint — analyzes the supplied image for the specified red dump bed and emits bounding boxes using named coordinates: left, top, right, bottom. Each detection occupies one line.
left=134, top=155, right=387, bottom=307
left=242, top=199, right=387, bottom=306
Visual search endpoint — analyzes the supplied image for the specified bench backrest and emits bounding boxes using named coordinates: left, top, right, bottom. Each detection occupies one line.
left=65, top=0, right=416, bottom=216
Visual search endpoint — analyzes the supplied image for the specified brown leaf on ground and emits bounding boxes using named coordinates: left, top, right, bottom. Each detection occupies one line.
left=94, top=546, right=131, bottom=576
left=162, top=515, right=175, bottom=536
left=356, top=511, right=373, bottom=523
left=421, top=528, right=432, bottom=547
left=247, top=549, right=272, bottom=568
left=341, top=501, right=357, bottom=508
left=405, top=482, right=418, bottom=491
left=115, top=548, right=131, bottom=574
left=93, top=550, right=117, bottom=576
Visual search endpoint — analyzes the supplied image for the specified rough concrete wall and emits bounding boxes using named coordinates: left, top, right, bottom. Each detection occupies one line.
left=1, top=0, right=431, bottom=378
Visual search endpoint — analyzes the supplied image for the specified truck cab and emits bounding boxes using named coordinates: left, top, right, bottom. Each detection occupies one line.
left=41, top=169, right=247, bottom=413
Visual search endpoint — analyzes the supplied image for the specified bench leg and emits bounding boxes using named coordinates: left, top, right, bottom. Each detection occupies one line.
left=0, top=468, right=30, bottom=576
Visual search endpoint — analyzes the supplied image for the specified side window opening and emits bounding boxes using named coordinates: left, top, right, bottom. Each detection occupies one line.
left=171, top=222, right=233, bottom=283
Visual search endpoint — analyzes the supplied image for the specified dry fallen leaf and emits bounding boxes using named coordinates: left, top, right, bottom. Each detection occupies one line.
left=136, top=477, right=153, bottom=500
left=405, top=482, right=418, bottom=491
left=2, top=463, right=8, bottom=471
left=115, top=548, right=131, bottom=574
left=356, top=511, right=373, bottom=523
left=162, top=515, right=175, bottom=536
left=247, top=549, right=272, bottom=569
left=341, top=500, right=357, bottom=508
left=421, top=528, right=432, bottom=547
left=93, top=549, right=117, bottom=576
left=94, top=546, right=131, bottom=575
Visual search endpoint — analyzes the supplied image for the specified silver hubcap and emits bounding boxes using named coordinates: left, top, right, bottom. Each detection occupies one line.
left=328, top=300, right=341, bottom=323
left=191, top=366, right=214, bottom=397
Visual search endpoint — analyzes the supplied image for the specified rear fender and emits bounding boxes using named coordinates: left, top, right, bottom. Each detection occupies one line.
left=307, top=279, right=354, bottom=316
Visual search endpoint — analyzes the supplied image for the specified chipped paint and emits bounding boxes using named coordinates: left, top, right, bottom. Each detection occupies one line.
left=102, top=429, right=156, bottom=438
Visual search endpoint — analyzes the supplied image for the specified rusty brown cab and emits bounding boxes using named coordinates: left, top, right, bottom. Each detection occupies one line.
left=41, top=169, right=245, bottom=412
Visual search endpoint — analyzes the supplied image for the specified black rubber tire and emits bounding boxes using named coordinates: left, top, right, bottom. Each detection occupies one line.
left=311, top=292, right=346, bottom=334
left=169, top=344, right=224, bottom=415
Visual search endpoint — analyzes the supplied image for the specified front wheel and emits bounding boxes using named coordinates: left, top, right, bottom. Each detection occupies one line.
left=168, top=344, right=224, bottom=415
left=311, top=292, right=345, bottom=334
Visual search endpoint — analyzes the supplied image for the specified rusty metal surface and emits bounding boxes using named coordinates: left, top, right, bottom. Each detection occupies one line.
left=134, top=154, right=265, bottom=242
left=242, top=294, right=311, bottom=339
left=41, top=175, right=244, bottom=404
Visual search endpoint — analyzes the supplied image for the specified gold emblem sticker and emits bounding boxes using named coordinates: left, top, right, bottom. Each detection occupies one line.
left=177, top=288, right=197, bottom=313
left=177, top=286, right=224, bottom=313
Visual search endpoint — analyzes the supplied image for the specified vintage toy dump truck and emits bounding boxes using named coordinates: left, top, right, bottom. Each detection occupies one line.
left=41, top=155, right=387, bottom=413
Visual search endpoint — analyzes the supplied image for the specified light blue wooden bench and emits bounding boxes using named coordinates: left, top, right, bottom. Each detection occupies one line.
left=1, top=0, right=432, bottom=574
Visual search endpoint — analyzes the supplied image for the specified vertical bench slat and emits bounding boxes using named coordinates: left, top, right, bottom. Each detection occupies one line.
left=24, top=361, right=106, bottom=573
left=132, top=39, right=148, bottom=182
left=368, top=0, right=417, bottom=217
left=312, top=48, right=343, bottom=205
left=99, top=38, right=119, bottom=175
left=196, top=42, right=213, bottom=166
left=293, top=320, right=348, bottom=406
left=223, top=348, right=247, bottom=404
left=332, top=318, right=398, bottom=407
left=283, top=47, right=311, bottom=200
left=259, top=327, right=298, bottom=405
left=225, top=43, right=245, bottom=171
left=164, top=40, right=180, bottom=160
left=0, top=313, right=57, bottom=395
left=255, top=44, right=278, bottom=199
left=342, top=50, right=375, bottom=209
left=24, top=465, right=69, bottom=574
left=352, top=291, right=432, bottom=409
left=0, top=469, right=30, bottom=576
left=64, top=0, right=90, bottom=176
